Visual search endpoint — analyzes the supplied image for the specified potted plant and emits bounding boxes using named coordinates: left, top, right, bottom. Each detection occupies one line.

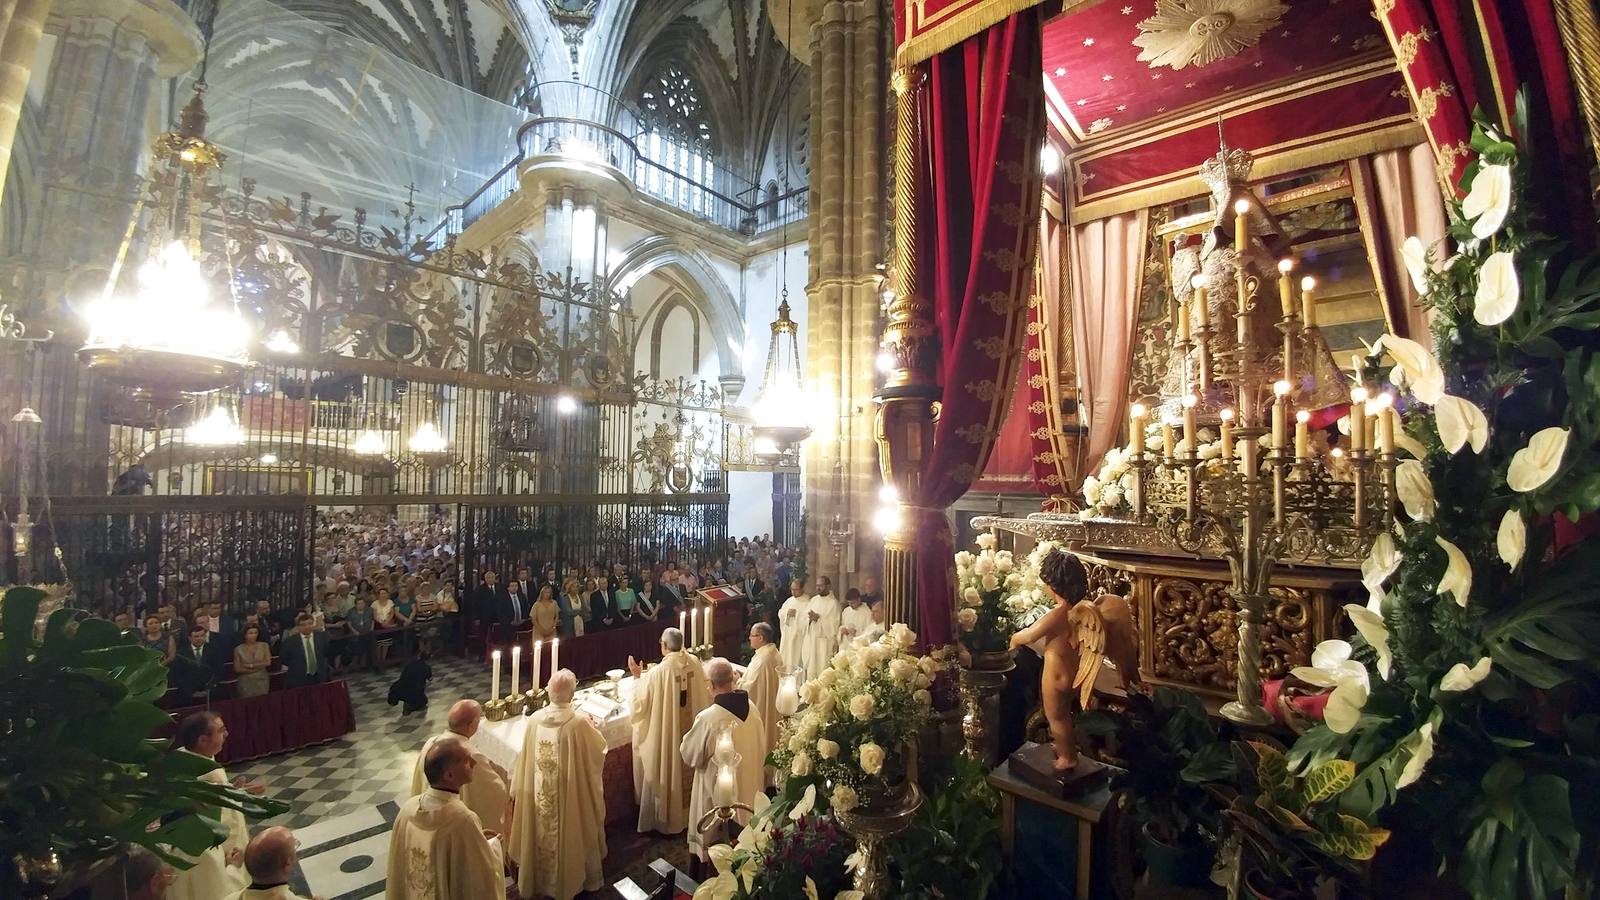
left=0, top=587, right=286, bottom=896
left=1078, top=686, right=1235, bottom=888
left=1216, top=741, right=1390, bottom=900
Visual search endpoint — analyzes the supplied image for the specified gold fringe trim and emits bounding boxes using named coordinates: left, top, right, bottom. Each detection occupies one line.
left=895, top=0, right=1049, bottom=66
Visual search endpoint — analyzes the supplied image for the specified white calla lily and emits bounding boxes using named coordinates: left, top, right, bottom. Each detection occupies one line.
left=1401, top=236, right=1432, bottom=294
left=1361, top=532, right=1401, bottom=612
left=1435, top=394, right=1489, bottom=454
left=1507, top=426, right=1570, bottom=492
left=1396, top=459, right=1437, bottom=521
left=1462, top=163, right=1512, bottom=239
left=1440, top=656, right=1493, bottom=692
left=1435, top=536, right=1472, bottom=607
left=1382, top=334, right=1445, bottom=404
left=1396, top=721, right=1436, bottom=789
left=1291, top=639, right=1370, bottom=733
left=1473, top=251, right=1519, bottom=326
left=1344, top=603, right=1393, bottom=680
left=1394, top=428, right=1429, bottom=460
left=789, top=783, right=817, bottom=821
left=1497, top=509, right=1526, bottom=570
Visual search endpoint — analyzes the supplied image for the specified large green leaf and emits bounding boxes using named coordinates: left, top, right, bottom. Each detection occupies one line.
left=1298, top=759, right=1355, bottom=807
left=1486, top=588, right=1600, bottom=688
left=1458, top=765, right=1579, bottom=900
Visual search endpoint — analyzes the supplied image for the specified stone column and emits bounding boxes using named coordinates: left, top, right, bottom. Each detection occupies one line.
left=0, top=0, right=54, bottom=213
left=797, top=0, right=886, bottom=593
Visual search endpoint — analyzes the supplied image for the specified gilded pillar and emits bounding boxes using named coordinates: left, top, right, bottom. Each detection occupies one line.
left=799, top=0, right=887, bottom=594
left=0, top=0, right=53, bottom=213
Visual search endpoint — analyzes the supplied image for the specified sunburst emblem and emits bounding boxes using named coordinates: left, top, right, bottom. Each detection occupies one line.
left=1132, top=0, right=1288, bottom=70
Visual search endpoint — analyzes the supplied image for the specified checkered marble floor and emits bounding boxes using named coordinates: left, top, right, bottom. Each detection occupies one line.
left=231, top=655, right=690, bottom=899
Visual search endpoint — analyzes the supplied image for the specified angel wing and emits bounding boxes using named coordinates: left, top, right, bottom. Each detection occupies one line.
left=1068, top=600, right=1107, bottom=709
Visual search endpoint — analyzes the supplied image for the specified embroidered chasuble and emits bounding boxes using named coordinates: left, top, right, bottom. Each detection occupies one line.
left=738, top=643, right=783, bottom=767
left=839, top=604, right=875, bottom=652
left=409, top=732, right=511, bottom=837
left=509, top=702, right=608, bottom=900
left=777, top=595, right=807, bottom=675
left=167, top=759, right=249, bottom=900
left=679, top=695, right=767, bottom=861
left=631, top=650, right=709, bottom=833
left=801, top=594, right=842, bottom=681
left=385, top=788, right=504, bottom=900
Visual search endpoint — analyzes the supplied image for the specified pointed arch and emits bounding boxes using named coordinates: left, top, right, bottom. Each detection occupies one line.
left=609, top=235, right=743, bottom=375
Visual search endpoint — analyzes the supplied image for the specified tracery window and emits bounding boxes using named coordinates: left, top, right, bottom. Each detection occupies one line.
left=636, top=65, right=718, bottom=216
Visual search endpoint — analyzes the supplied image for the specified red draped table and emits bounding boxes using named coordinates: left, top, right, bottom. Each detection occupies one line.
left=160, top=679, right=357, bottom=764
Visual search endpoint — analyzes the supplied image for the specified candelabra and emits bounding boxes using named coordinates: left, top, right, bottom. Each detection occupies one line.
left=1128, top=192, right=1396, bottom=726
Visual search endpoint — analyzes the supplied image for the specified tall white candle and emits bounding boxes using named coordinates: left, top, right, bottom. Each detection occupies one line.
left=531, top=639, right=542, bottom=692
left=549, top=638, right=559, bottom=684
left=714, top=762, right=736, bottom=807
left=491, top=649, right=501, bottom=699
left=679, top=610, right=687, bottom=638
left=704, top=606, right=714, bottom=649
left=510, top=645, right=521, bottom=697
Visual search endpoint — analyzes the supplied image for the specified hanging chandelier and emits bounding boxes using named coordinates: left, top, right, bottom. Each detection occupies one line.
left=751, top=296, right=810, bottom=462
left=185, top=401, right=244, bottom=446
left=78, top=74, right=252, bottom=399
left=408, top=421, right=449, bottom=455
left=353, top=429, right=387, bottom=455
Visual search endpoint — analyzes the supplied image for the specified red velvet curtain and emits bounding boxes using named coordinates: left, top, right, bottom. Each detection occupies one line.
left=1377, top=0, right=1591, bottom=238
left=909, top=10, right=1045, bottom=646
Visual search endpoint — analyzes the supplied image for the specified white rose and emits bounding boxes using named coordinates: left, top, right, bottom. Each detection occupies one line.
left=849, top=694, right=875, bottom=720
left=975, top=532, right=997, bottom=550
left=1395, top=459, right=1436, bottom=521
left=830, top=784, right=858, bottom=813
left=914, top=689, right=932, bottom=707
left=832, top=652, right=852, bottom=670
left=791, top=753, right=812, bottom=776
left=888, top=623, right=915, bottom=648
left=1435, top=535, right=1472, bottom=607
left=961, top=586, right=981, bottom=608
left=1474, top=251, right=1519, bottom=326
left=1497, top=508, right=1526, bottom=570
left=789, top=733, right=810, bottom=753
left=1462, top=163, right=1512, bottom=239
left=890, top=658, right=917, bottom=683
left=1435, top=395, right=1489, bottom=454
left=816, top=738, right=840, bottom=759
left=851, top=658, right=872, bottom=679
left=1401, top=235, right=1432, bottom=294
left=973, top=554, right=995, bottom=577
left=953, top=551, right=975, bottom=570
left=1507, top=426, right=1569, bottom=492
left=818, top=668, right=839, bottom=687
left=917, top=656, right=937, bottom=675
left=858, top=742, right=885, bottom=775
left=914, top=672, right=931, bottom=689
left=980, top=573, right=1000, bottom=592
left=801, top=682, right=821, bottom=705
left=814, top=693, right=837, bottom=716
left=995, top=551, right=1014, bottom=573
left=957, top=608, right=978, bottom=631
left=1081, top=475, right=1102, bottom=505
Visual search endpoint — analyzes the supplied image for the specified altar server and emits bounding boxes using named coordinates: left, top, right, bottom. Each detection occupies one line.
left=801, top=577, right=843, bottom=680
left=628, top=627, right=710, bottom=834
left=387, top=738, right=505, bottom=900
left=838, top=587, right=874, bottom=650
left=777, top=578, right=808, bottom=676
left=509, top=669, right=608, bottom=900
left=680, top=658, right=767, bottom=863
left=409, top=700, right=511, bottom=837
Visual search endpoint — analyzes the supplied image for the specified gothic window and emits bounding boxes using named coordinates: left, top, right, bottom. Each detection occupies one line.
left=638, top=65, right=714, bottom=147
left=636, top=65, right=718, bottom=217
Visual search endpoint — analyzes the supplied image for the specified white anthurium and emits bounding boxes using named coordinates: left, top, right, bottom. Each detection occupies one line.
left=1473, top=251, right=1520, bottom=326
left=1344, top=602, right=1393, bottom=680
left=1291, top=639, right=1370, bottom=733
left=1507, top=426, right=1571, bottom=492
left=1396, top=721, right=1436, bottom=789
left=1435, top=394, right=1489, bottom=454
left=1497, top=508, right=1526, bottom=570
left=1435, top=535, right=1473, bottom=607
left=1462, top=163, right=1513, bottom=239
left=1394, top=428, right=1429, bottom=460
left=1440, top=656, right=1493, bottom=692
left=1401, top=235, right=1432, bottom=294
left=1382, top=334, right=1446, bottom=404
left=1396, top=459, right=1437, bottom=521
left=1361, top=532, right=1402, bottom=613
left=788, top=783, right=818, bottom=822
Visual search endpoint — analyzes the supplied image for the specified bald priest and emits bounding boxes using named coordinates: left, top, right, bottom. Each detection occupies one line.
left=387, top=738, right=505, bottom=900
left=410, top=699, right=512, bottom=837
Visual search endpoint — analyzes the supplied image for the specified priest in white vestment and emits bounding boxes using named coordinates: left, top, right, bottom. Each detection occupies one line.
left=777, top=579, right=808, bottom=677
left=837, top=588, right=875, bottom=653
left=680, top=658, right=767, bottom=863
left=628, top=627, right=710, bottom=834
left=225, top=826, right=316, bottom=900
left=409, top=700, right=511, bottom=836
left=168, top=712, right=251, bottom=900
left=801, top=577, right=842, bottom=680
left=738, top=622, right=782, bottom=771
left=509, top=669, right=608, bottom=900
left=387, top=738, right=505, bottom=900
left=859, top=600, right=887, bottom=645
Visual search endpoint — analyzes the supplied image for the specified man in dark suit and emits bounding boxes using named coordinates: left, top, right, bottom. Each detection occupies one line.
left=280, top=613, right=331, bottom=687
left=514, top=566, right=539, bottom=610
left=172, top=622, right=228, bottom=697
left=473, top=570, right=514, bottom=646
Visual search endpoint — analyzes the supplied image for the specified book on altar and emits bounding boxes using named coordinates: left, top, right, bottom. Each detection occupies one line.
left=577, top=692, right=622, bottom=722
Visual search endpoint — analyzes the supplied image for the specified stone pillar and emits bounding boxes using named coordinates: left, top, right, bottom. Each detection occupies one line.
left=798, top=0, right=886, bottom=594
left=0, top=0, right=53, bottom=213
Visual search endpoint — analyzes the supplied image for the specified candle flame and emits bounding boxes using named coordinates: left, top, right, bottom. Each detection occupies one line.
left=1220, top=408, right=1236, bottom=422
left=1274, top=380, right=1292, bottom=397
left=1296, top=409, right=1311, bottom=423
left=1233, top=198, right=1251, bottom=215
left=1277, top=259, right=1294, bottom=273
left=1301, top=276, right=1316, bottom=292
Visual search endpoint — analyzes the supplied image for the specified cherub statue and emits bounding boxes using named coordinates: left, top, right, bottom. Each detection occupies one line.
left=1009, top=548, right=1141, bottom=772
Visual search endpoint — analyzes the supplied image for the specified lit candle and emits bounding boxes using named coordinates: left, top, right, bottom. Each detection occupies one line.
left=1191, top=274, right=1209, bottom=330
left=1178, top=299, right=1191, bottom=342
left=1162, top=419, right=1176, bottom=458
left=1234, top=198, right=1251, bottom=254
left=1219, top=408, right=1236, bottom=460
left=491, top=649, right=501, bottom=700
left=510, top=644, right=521, bottom=697
left=1300, top=276, right=1317, bottom=326
left=549, top=637, right=559, bottom=684
left=530, top=639, right=542, bottom=693
left=704, top=605, right=714, bottom=649
left=1295, top=409, right=1311, bottom=460
left=1277, top=259, right=1295, bottom=317
left=714, top=762, right=737, bottom=807
left=679, top=610, right=687, bottom=637
left=1349, top=387, right=1368, bottom=452
left=775, top=675, right=800, bottom=716
left=1272, top=380, right=1291, bottom=451
left=1130, top=402, right=1148, bottom=457
left=716, top=728, right=736, bottom=759
left=1377, top=394, right=1396, bottom=454
left=1182, top=394, right=1198, bottom=456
